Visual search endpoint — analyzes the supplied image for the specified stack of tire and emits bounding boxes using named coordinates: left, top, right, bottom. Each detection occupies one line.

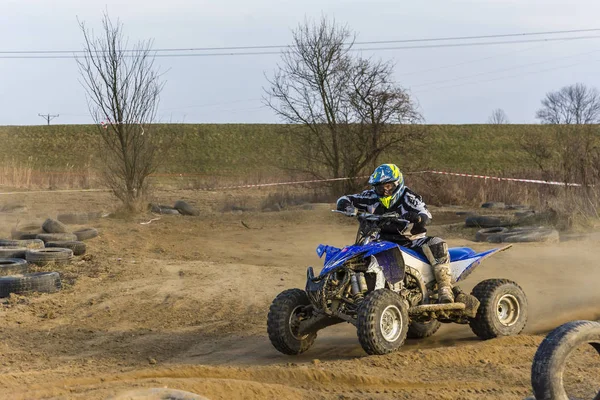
left=149, top=200, right=199, bottom=216
left=465, top=203, right=560, bottom=244
left=0, top=215, right=99, bottom=298
left=474, top=226, right=559, bottom=243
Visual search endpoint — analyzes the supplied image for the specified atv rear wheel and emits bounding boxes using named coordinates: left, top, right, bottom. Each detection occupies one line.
left=357, top=289, right=409, bottom=355
left=407, top=319, right=442, bottom=339
left=469, top=279, right=528, bottom=339
left=267, top=288, right=316, bottom=355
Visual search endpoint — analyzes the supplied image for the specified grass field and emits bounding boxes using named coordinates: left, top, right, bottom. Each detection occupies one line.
left=0, top=123, right=566, bottom=210
left=0, top=124, right=544, bottom=177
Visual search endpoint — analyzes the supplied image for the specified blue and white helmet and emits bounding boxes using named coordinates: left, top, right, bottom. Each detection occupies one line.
left=368, top=163, right=405, bottom=208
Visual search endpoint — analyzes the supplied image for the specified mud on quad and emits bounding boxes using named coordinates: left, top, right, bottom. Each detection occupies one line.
left=267, top=210, right=528, bottom=356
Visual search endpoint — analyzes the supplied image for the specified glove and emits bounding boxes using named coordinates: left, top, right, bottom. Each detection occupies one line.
left=336, top=198, right=351, bottom=211
left=345, top=206, right=358, bottom=216
left=403, top=211, right=422, bottom=224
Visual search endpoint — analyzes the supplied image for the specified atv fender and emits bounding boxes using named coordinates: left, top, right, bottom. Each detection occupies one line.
left=454, top=245, right=512, bottom=282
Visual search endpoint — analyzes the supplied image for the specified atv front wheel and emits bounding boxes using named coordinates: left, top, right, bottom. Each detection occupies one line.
left=469, top=279, right=528, bottom=339
left=267, top=288, right=316, bottom=355
left=357, top=289, right=409, bottom=355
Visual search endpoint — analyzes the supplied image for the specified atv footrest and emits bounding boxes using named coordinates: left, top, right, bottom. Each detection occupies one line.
left=409, top=303, right=466, bottom=315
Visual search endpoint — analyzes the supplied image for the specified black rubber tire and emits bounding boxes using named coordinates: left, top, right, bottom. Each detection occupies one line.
left=267, top=288, right=317, bottom=355
left=475, top=227, right=509, bottom=242
left=503, top=228, right=560, bottom=243
left=42, top=218, right=71, bottom=234
left=73, top=228, right=98, bottom=241
left=11, top=224, right=43, bottom=240
left=26, top=248, right=73, bottom=266
left=506, top=204, right=530, bottom=210
left=0, top=203, right=26, bottom=213
left=57, top=212, right=89, bottom=225
left=0, top=271, right=61, bottom=297
left=469, top=279, right=528, bottom=340
left=487, top=227, right=560, bottom=244
left=465, top=215, right=511, bottom=228
left=531, top=320, right=600, bottom=400
left=150, top=204, right=181, bottom=215
left=481, top=201, right=506, bottom=209
left=514, top=210, right=536, bottom=218
left=0, top=239, right=45, bottom=249
left=174, top=200, right=200, bottom=216
left=407, top=319, right=442, bottom=339
left=357, top=289, right=409, bottom=355
left=46, top=241, right=86, bottom=256
left=161, top=206, right=181, bottom=215
left=36, top=233, right=78, bottom=243
left=0, top=247, right=27, bottom=259
left=0, top=259, right=28, bottom=276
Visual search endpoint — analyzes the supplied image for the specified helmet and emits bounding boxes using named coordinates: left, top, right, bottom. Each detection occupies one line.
left=368, top=163, right=405, bottom=208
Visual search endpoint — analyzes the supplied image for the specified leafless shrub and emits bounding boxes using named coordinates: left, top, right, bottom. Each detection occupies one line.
left=77, top=13, right=167, bottom=212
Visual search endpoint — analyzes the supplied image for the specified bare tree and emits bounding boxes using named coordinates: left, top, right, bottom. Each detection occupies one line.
left=77, top=14, right=165, bottom=211
left=487, top=108, right=509, bottom=124
left=536, top=83, right=600, bottom=124
left=263, top=17, right=421, bottom=192
left=348, top=58, right=422, bottom=172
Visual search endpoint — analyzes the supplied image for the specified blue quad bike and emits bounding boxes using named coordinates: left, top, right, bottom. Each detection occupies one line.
left=267, top=210, right=528, bottom=356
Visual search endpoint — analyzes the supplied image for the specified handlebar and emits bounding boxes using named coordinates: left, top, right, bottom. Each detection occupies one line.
left=332, top=209, right=410, bottom=224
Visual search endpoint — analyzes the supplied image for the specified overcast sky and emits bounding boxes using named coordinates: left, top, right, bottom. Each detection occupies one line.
left=1, top=0, right=598, bottom=125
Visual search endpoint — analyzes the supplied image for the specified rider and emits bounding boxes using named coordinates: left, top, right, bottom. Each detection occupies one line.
left=336, top=163, right=454, bottom=304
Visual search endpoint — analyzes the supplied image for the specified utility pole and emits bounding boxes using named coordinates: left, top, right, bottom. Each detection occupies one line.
left=38, top=113, right=59, bottom=125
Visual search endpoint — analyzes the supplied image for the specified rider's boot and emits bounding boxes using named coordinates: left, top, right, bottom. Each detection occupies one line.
left=422, top=242, right=454, bottom=304
left=433, top=262, right=454, bottom=304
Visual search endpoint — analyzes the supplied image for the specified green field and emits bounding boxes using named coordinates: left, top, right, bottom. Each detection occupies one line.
left=0, top=124, right=545, bottom=178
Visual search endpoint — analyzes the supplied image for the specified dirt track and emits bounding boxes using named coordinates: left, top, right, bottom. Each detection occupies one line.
left=0, top=190, right=599, bottom=400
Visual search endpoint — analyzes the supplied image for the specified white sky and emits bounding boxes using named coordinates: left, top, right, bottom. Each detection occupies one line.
left=0, top=0, right=599, bottom=125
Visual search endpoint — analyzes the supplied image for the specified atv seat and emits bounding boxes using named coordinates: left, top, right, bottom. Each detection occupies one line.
left=448, top=247, right=477, bottom=261
left=400, top=246, right=480, bottom=263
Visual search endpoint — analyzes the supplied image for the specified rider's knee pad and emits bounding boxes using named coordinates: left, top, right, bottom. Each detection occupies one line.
left=424, top=237, right=449, bottom=264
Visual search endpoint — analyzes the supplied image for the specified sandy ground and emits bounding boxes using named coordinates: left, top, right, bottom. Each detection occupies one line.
left=0, top=189, right=598, bottom=400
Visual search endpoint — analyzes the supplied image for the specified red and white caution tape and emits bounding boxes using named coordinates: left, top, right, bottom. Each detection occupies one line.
left=195, top=170, right=584, bottom=191
left=197, top=175, right=371, bottom=191
left=425, top=170, right=582, bottom=187
left=100, top=120, right=144, bottom=135
left=0, top=188, right=110, bottom=195
left=0, top=170, right=585, bottom=195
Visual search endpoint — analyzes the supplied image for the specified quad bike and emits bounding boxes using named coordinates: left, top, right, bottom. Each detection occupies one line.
left=267, top=210, right=528, bottom=356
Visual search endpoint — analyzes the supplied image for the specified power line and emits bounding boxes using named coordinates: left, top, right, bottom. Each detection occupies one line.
left=353, top=34, right=600, bottom=52
left=2, top=34, right=600, bottom=59
left=396, top=44, right=545, bottom=77
left=412, top=57, right=600, bottom=95
left=0, top=28, right=599, bottom=56
left=409, top=48, right=600, bottom=89
left=355, top=28, right=600, bottom=45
